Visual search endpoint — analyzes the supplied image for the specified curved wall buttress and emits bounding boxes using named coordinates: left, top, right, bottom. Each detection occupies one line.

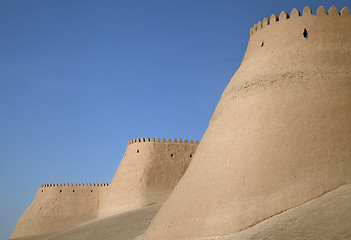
left=144, top=6, right=351, bottom=240
left=11, top=138, right=199, bottom=238
left=98, top=138, right=198, bottom=218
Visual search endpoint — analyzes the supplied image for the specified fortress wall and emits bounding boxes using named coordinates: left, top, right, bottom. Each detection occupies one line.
left=144, top=6, right=351, bottom=240
left=98, top=138, right=198, bottom=218
left=10, top=183, right=109, bottom=239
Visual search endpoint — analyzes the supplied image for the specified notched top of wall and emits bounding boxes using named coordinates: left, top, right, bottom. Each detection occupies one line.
left=40, top=183, right=110, bottom=188
left=128, top=137, right=199, bottom=145
left=250, top=6, right=351, bottom=36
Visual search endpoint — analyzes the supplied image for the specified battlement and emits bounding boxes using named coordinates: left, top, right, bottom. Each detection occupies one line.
left=250, top=6, right=350, bottom=36
left=39, top=183, right=110, bottom=187
left=128, top=137, right=199, bottom=145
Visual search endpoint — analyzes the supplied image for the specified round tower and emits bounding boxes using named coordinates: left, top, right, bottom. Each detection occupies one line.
left=98, top=137, right=198, bottom=218
left=144, top=6, right=351, bottom=240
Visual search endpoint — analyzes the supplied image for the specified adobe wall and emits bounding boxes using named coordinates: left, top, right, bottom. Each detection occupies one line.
left=98, top=138, right=198, bottom=218
left=10, top=183, right=109, bottom=239
left=144, top=6, right=351, bottom=240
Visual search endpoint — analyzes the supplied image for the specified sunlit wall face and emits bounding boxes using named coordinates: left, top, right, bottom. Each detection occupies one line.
left=1, top=1, right=350, bottom=239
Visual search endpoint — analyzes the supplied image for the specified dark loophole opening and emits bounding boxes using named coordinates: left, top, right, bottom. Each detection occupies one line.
left=73, top=190, right=75, bottom=192
left=171, top=153, right=174, bottom=157
left=260, top=41, right=264, bottom=47
left=303, top=28, right=309, bottom=39
left=60, top=190, right=62, bottom=193
left=91, top=190, right=93, bottom=192
left=190, top=154, right=193, bottom=158
left=136, top=149, right=139, bottom=153
left=41, top=190, right=43, bottom=192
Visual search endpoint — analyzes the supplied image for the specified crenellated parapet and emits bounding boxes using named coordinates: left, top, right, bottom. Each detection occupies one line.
left=39, top=183, right=109, bottom=187
left=128, top=137, right=199, bottom=145
left=231, top=4, right=351, bottom=96
left=250, top=6, right=350, bottom=36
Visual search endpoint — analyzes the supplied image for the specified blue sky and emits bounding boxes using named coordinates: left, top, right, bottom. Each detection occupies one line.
left=0, top=1, right=349, bottom=239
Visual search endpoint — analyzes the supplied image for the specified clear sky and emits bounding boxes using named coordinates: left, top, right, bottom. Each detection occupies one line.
left=0, top=1, right=349, bottom=239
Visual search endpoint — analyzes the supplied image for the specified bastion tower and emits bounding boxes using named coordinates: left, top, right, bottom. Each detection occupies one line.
left=98, top=137, right=198, bottom=218
left=10, top=137, right=198, bottom=239
left=144, top=6, right=351, bottom=240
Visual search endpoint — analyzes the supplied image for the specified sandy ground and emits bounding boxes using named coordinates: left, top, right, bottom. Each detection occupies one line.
left=13, top=184, right=351, bottom=240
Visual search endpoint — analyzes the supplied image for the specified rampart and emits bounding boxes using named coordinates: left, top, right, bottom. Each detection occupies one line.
left=98, top=137, right=198, bottom=218
left=11, top=183, right=109, bottom=239
left=144, top=6, right=351, bottom=240
left=11, top=138, right=199, bottom=238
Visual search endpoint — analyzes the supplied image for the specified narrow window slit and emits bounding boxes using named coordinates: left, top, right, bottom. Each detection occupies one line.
left=303, top=28, right=309, bottom=39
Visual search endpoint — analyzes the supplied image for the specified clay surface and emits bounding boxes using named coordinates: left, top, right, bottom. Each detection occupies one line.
left=11, top=183, right=108, bottom=239
left=11, top=138, right=197, bottom=238
left=11, top=203, right=162, bottom=240
left=12, top=184, right=351, bottom=240
left=144, top=6, right=351, bottom=240
left=11, top=5, right=351, bottom=240
left=224, top=184, right=351, bottom=240
left=98, top=138, right=198, bottom=218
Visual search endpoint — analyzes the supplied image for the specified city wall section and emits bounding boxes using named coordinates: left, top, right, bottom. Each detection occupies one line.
left=11, top=183, right=109, bottom=239
left=144, top=6, right=351, bottom=240
left=11, top=137, right=199, bottom=238
left=98, top=137, right=198, bottom=218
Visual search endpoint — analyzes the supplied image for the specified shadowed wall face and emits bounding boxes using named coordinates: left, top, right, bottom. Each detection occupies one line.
left=11, top=184, right=109, bottom=239
left=98, top=138, right=198, bottom=218
left=144, top=6, right=351, bottom=240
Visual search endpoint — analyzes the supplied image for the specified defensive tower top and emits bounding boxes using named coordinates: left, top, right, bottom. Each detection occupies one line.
left=250, top=6, right=350, bottom=36
left=240, top=5, right=351, bottom=68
